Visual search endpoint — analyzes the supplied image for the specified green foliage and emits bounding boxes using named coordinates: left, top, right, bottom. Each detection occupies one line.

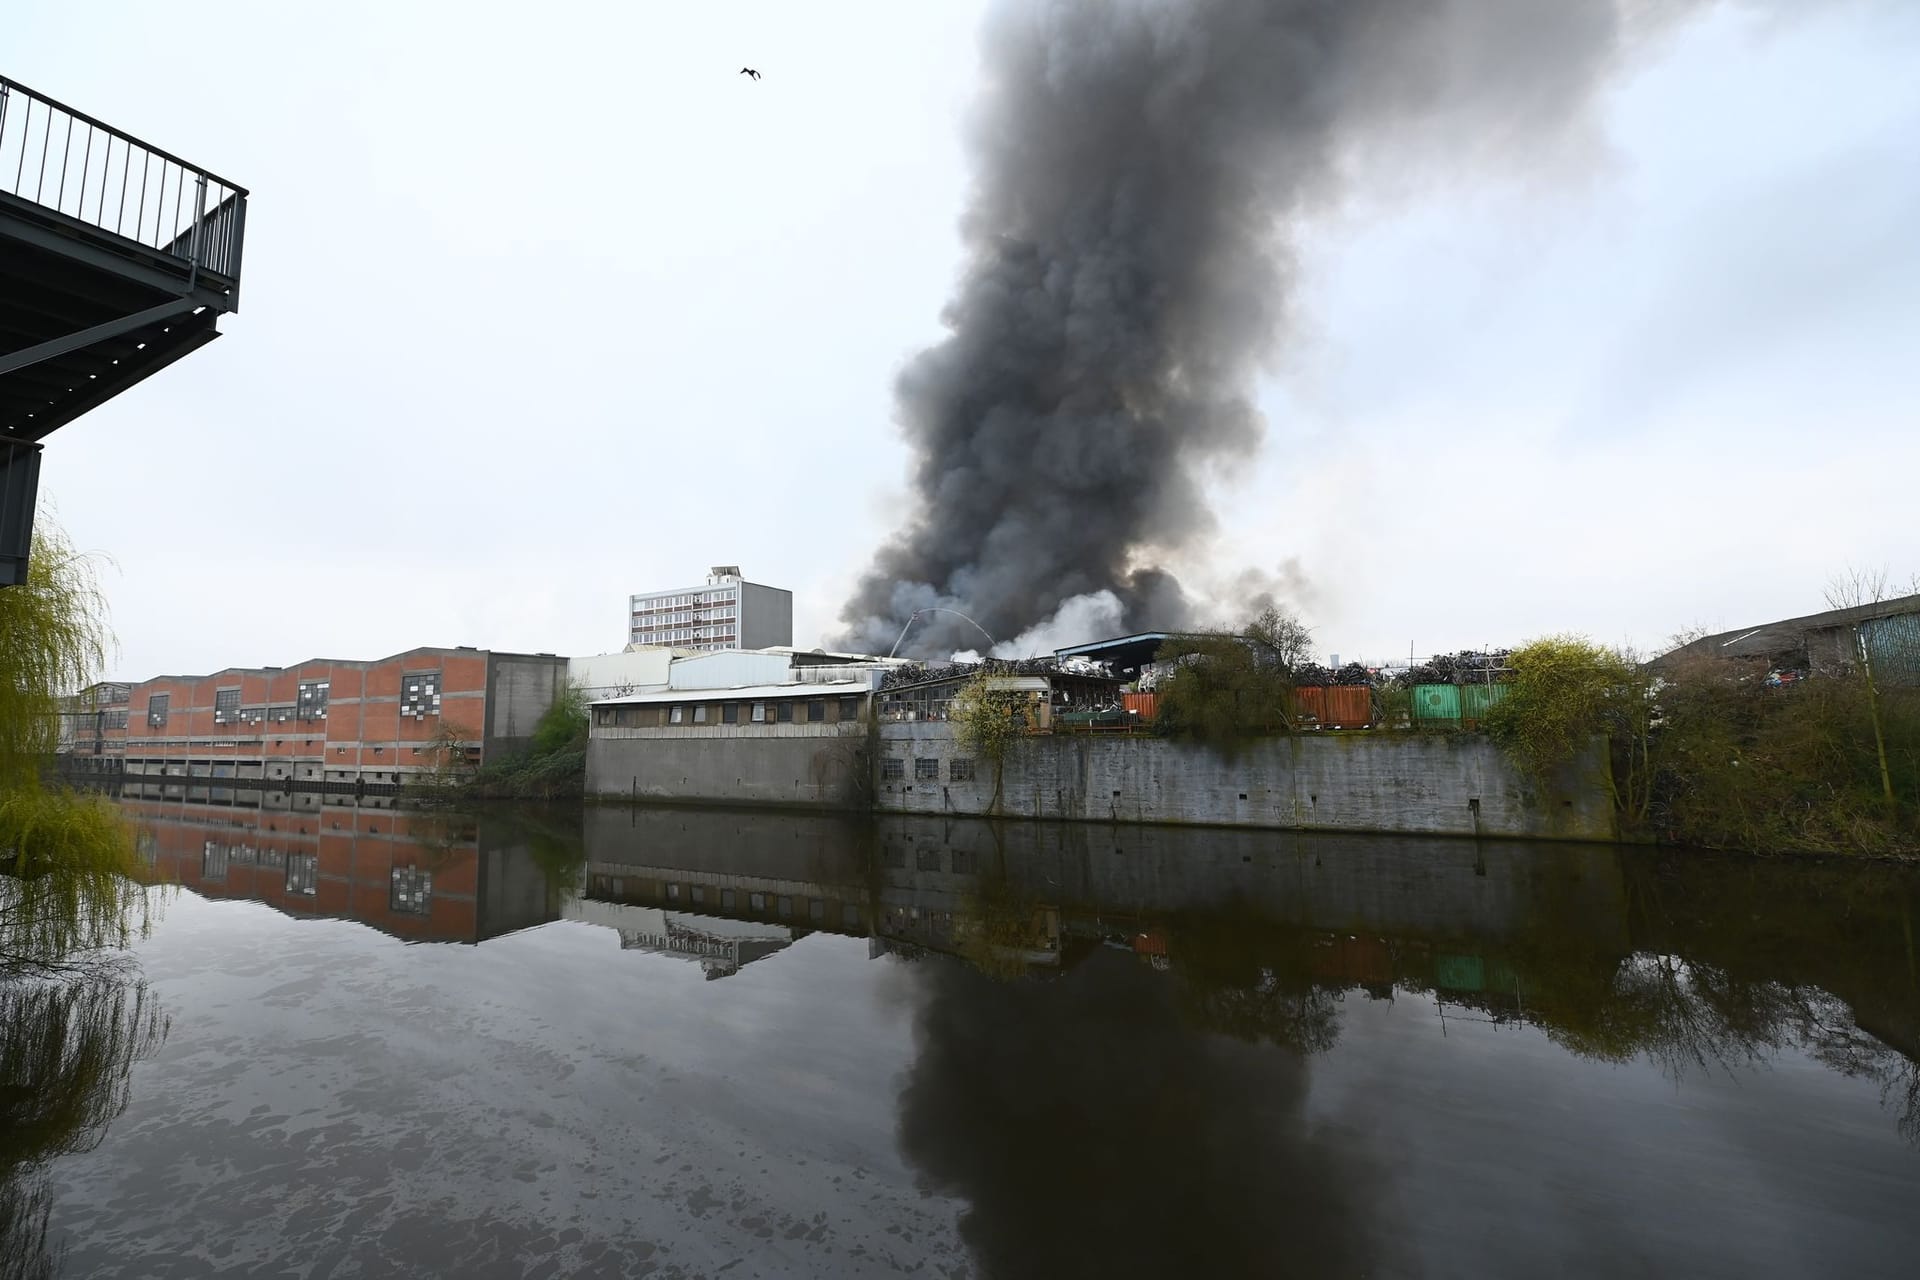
left=424, top=684, right=589, bottom=802
left=530, top=683, right=588, bottom=756
left=1154, top=608, right=1313, bottom=745
left=1484, top=636, right=1638, bottom=791
left=1, top=516, right=152, bottom=975
left=953, top=669, right=1037, bottom=814
left=952, top=669, right=1030, bottom=766
left=1489, top=631, right=1918, bottom=853
left=0, top=522, right=109, bottom=789
left=1651, top=658, right=1919, bottom=855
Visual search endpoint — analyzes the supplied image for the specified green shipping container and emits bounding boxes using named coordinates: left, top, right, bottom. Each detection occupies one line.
left=1412, top=684, right=1460, bottom=722
left=1863, top=614, right=1920, bottom=688
left=1459, top=683, right=1510, bottom=724
left=1435, top=953, right=1485, bottom=992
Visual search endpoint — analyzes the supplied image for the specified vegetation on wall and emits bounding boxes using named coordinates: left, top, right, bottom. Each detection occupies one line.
left=1153, top=607, right=1312, bottom=746
left=1484, top=630, right=1917, bottom=856
left=952, top=668, right=1037, bottom=814
left=427, top=684, right=589, bottom=802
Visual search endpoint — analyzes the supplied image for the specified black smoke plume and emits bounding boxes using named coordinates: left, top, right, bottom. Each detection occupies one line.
left=839, top=0, right=1669, bottom=657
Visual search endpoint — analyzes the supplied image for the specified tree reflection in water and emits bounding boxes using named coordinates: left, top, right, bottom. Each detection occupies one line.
left=0, top=966, right=167, bottom=1280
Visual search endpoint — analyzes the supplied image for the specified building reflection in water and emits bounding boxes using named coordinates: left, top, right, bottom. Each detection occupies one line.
left=117, top=789, right=580, bottom=945
left=573, top=808, right=1920, bottom=1149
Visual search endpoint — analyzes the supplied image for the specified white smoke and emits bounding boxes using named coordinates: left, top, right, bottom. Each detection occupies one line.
left=989, top=590, right=1128, bottom=659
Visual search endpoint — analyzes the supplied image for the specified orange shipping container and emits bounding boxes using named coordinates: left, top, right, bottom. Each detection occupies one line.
left=1323, top=685, right=1373, bottom=728
left=1290, top=686, right=1326, bottom=725
left=1123, top=692, right=1159, bottom=722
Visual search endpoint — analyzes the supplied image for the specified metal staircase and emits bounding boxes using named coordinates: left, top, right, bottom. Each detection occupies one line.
left=0, top=73, right=247, bottom=584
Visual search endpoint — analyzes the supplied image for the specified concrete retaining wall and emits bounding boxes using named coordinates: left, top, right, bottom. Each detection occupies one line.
left=586, top=723, right=869, bottom=809
left=874, top=726, right=1614, bottom=841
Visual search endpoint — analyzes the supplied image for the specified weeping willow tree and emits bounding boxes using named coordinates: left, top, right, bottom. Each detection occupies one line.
left=0, top=517, right=152, bottom=974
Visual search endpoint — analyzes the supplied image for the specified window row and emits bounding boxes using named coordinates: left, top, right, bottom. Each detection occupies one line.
left=637, top=592, right=737, bottom=610
left=144, top=682, right=333, bottom=731
left=880, top=756, right=976, bottom=782
left=596, top=696, right=864, bottom=729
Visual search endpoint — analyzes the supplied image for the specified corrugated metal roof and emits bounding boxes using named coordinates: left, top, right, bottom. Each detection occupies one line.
left=1658, top=593, right=1920, bottom=665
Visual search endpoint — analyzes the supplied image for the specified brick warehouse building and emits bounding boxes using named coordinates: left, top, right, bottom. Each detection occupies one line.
left=62, top=647, right=567, bottom=788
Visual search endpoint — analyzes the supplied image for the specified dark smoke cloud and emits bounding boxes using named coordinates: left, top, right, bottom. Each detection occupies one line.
left=839, top=0, right=1675, bottom=656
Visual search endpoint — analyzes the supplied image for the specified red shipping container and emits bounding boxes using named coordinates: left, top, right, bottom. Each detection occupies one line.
left=1323, top=685, right=1373, bottom=728
left=1290, top=686, right=1327, bottom=726
left=1123, top=692, right=1159, bottom=723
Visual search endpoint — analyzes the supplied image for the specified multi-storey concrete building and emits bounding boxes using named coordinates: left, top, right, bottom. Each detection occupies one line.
left=627, top=565, right=792, bottom=653
left=61, top=647, right=567, bottom=788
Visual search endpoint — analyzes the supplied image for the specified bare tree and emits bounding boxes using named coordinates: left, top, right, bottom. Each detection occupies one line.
left=1244, top=606, right=1314, bottom=676
left=1822, top=566, right=1906, bottom=808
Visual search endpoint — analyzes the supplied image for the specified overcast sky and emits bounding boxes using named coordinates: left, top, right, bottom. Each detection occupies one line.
left=16, top=0, right=1920, bottom=678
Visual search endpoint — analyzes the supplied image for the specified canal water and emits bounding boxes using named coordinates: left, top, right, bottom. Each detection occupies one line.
left=7, top=795, right=1919, bottom=1278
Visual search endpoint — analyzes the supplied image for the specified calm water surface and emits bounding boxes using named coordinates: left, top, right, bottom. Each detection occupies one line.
left=9, top=795, right=1920, bottom=1278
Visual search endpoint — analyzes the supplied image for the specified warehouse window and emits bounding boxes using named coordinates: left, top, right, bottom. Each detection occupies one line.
left=669, top=706, right=685, bottom=725
left=807, top=699, right=826, bottom=723
left=722, top=703, right=739, bottom=724
left=915, top=758, right=940, bottom=781
left=949, top=758, right=976, bottom=782
left=286, top=854, right=319, bottom=896
left=297, top=681, right=329, bottom=721
left=147, top=694, right=169, bottom=729
left=213, top=689, right=240, bottom=724
left=390, top=865, right=430, bottom=913
left=777, top=702, right=794, bottom=723
left=839, top=697, right=861, bottom=721
left=881, top=757, right=905, bottom=781
left=693, top=705, right=708, bottom=724
left=751, top=702, right=767, bottom=723
left=400, top=672, right=441, bottom=719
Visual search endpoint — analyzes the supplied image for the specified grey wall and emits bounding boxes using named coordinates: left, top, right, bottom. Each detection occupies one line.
left=872, top=815, right=1628, bottom=949
left=484, top=654, right=570, bottom=758
left=739, top=581, right=794, bottom=650
left=586, top=723, right=869, bottom=809
left=874, top=725, right=1615, bottom=842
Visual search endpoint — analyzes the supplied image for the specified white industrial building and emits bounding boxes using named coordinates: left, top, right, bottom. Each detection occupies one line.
left=627, top=565, right=792, bottom=653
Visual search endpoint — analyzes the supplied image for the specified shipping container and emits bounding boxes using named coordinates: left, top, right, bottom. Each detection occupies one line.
left=1459, top=682, right=1510, bottom=726
left=1323, top=685, right=1373, bottom=728
left=1412, top=684, right=1461, bottom=722
left=1122, top=692, right=1159, bottom=723
left=1291, top=686, right=1327, bottom=726
left=1863, top=613, right=1920, bottom=688
left=1435, top=953, right=1486, bottom=993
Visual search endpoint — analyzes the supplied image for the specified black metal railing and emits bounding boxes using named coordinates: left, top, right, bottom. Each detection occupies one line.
left=0, top=74, right=247, bottom=282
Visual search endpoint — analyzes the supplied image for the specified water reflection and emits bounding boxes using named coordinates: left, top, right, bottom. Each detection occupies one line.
left=43, top=798, right=1920, bottom=1277
left=119, top=794, right=582, bottom=944
left=1, top=974, right=167, bottom=1280
left=571, top=810, right=1920, bottom=1145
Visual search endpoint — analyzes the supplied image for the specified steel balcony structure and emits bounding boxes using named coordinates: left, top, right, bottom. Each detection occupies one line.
left=1, top=73, right=246, bottom=584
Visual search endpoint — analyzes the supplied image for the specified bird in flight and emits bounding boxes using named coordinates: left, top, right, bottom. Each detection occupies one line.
left=740, top=67, right=762, bottom=81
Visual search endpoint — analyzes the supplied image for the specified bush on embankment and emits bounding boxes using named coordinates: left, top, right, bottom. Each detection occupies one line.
left=431, top=685, right=588, bottom=802
left=1487, top=636, right=1919, bottom=857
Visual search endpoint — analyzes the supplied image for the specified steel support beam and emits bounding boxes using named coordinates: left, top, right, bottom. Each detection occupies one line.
left=0, top=297, right=200, bottom=378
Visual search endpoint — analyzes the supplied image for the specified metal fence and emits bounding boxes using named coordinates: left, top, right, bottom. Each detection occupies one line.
left=0, top=74, right=247, bottom=279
